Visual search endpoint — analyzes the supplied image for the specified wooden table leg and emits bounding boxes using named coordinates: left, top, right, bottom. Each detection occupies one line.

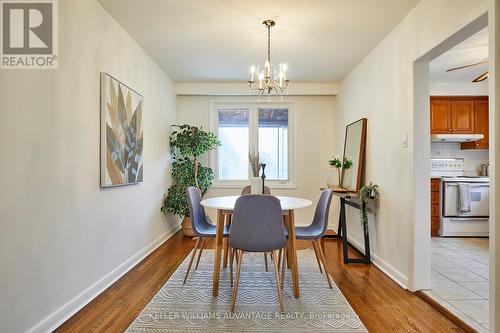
left=212, top=209, right=224, bottom=297
left=286, top=210, right=300, bottom=298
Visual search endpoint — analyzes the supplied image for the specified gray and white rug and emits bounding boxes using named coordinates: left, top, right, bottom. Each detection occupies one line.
left=126, top=249, right=367, bottom=332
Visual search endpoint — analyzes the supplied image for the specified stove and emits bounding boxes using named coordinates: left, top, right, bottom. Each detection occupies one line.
left=431, top=158, right=490, bottom=182
left=440, top=176, right=490, bottom=183
left=430, top=158, right=490, bottom=237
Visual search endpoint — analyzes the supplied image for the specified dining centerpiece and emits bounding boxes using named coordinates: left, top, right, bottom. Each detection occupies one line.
left=161, top=124, right=220, bottom=236
left=248, top=152, right=262, bottom=194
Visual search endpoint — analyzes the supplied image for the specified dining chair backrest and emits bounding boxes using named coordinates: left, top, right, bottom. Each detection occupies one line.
left=241, top=185, right=271, bottom=195
left=310, top=189, right=333, bottom=237
left=186, top=186, right=210, bottom=237
left=230, top=195, right=286, bottom=252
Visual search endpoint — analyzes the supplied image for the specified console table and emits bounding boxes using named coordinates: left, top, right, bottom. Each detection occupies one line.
left=323, top=191, right=371, bottom=264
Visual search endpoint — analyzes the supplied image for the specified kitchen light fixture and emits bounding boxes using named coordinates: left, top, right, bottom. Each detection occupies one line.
left=248, top=20, right=289, bottom=95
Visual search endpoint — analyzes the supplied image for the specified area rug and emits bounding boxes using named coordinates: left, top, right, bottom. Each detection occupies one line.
left=126, top=248, right=367, bottom=332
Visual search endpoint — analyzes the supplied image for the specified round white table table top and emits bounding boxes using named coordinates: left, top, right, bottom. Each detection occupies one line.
left=200, top=195, right=313, bottom=211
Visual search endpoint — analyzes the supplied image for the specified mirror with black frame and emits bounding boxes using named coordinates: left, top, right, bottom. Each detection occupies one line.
left=340, top=118, right=367, bottom=192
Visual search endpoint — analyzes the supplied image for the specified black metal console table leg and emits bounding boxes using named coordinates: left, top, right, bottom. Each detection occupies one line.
left=323, top=196, right=371, bottom=264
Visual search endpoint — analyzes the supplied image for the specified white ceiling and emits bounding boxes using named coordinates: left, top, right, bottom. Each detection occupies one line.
left=99, top=0, right=420, bottom=82
left=430, top=28, right=489, bottom=83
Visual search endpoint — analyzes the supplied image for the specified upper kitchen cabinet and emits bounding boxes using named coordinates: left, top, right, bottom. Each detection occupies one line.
left=430, top=98, right=452, bottom=134
left=461, top=97, right=489, bottom=150
left=430, top=97, right=475, bottom=134
left=451, top=100, right=475, bottom=134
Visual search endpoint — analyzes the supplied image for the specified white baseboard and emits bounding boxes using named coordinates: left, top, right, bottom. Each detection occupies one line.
left=344, top=235, right=409, bottom=289
left=27, top=223, right=182, bottom=333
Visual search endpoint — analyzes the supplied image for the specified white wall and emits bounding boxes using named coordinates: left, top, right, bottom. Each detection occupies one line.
left=177, top=95, right=338, bottom=226
left=0, top=1, right=178, bottom=332
left=430, top=81, right=489, bottom=95
left=334, top=0, right=488, bottom=288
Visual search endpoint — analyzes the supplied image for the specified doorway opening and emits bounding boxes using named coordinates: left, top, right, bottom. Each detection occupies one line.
left=411, top=12, right=492, bottom=333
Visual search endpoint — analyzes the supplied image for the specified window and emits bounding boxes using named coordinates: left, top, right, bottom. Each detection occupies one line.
left=258, top=108, right=288, bottom=180
left=217, top=108, right=249, bottom=180
left=211, top=102, right=295, bottom=188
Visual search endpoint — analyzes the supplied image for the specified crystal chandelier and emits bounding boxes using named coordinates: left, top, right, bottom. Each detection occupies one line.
left=248, top=20, right=289, bottom=95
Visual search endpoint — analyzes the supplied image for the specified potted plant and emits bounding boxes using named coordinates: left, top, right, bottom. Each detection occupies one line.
left=359, top=183, right=379, bottom=233
left=248, top=152, right=262, bottom=194
left=161, top=124, right=220, bottom=236
left=327, top=156, right=353, bottom=187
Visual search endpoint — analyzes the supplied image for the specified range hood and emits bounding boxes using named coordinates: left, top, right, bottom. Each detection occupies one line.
left=431, top=134, right=484, bottom=143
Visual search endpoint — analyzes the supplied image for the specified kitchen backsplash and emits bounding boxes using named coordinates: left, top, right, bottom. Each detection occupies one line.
left=431, top=143, right=489, bottom=175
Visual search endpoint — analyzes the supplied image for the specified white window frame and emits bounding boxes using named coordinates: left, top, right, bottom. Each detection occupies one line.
left=209, top=100, right=298, bottom=189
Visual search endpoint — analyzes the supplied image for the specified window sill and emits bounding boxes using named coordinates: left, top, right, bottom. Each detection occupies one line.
left=212, top=181, right=298, bottom=190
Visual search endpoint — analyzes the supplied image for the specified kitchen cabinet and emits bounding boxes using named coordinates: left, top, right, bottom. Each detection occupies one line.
left=430, top=99, right=452, bottom=134
left=430, top=97, right=479, bottom=134
left=451, top=100, right=475, bottom=134
left=431, top=178, right=440, bottom=237
left=461, top=98, right=489, bottom=150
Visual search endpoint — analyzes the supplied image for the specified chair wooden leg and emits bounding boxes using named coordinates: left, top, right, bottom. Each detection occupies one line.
left=314, top=239, right=333, bottom=289
left=223, top=213, right=232, bottom=268
left=286, top=245, right=291, bottom=269
left=195, top=238, right=205, bottom=270
left=311, top=241, right=323, bottom=273
left=277, top=248, right=282, bottom=271
left=280, top=247, right=287, bottom=289
left=272, top=250, right=284, bottom=312
left=264, top=253, right=268, bottom=272
left=223, top=238, right=229, bottom=268
left=183, top=237, right=201, bottom=284
left=231, top=250, right=244, bottom=312
left=229, top=247, right=234, bottom=287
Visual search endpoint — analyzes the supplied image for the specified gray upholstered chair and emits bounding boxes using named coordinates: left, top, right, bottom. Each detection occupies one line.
left=281, top=189, right=334, bottom=288
left=229, top=195, right=286, bottom=312
left=240, top=185, right=271, bottom=195
left=237, top=185, right=272, bottom=272
left=183, top=187, right=229, bottom=284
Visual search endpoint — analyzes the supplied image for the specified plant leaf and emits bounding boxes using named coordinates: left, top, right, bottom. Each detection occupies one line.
left=106, top=124, right=125, bottom=173
left=137, top=165, right=143, bottom=182
left=106, top=145, right=124, bottom=184
left=126, top=90, right=133, bottom=123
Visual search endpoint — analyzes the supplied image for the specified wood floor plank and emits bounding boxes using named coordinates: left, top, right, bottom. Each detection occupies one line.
left=55, top=231, right=464, bottom=332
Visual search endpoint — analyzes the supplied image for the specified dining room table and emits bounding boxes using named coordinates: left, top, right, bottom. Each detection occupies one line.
left=200, top=195, right=313, bottom=298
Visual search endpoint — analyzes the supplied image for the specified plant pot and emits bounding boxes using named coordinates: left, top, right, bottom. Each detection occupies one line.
left=326, top=167, right=340, bottom=188
left=250, top=176, right=263, bottom=194
left=181, top=216, right=195, bottom=237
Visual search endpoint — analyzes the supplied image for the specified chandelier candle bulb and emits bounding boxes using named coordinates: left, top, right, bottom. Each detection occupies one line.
left=250, top=65, right=255, bottom=82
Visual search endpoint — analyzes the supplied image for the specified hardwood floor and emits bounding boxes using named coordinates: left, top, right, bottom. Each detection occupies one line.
left=56, top=231, right=464, bottom=332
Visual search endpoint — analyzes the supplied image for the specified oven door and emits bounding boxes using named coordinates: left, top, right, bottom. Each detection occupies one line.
left=443, top=182, right=489, bottom=217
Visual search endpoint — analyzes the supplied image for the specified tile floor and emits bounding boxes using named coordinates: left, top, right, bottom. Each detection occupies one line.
left=424, top=237, right=489, bottom=333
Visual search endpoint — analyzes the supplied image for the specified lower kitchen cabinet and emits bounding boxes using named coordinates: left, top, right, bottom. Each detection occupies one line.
left=431, top=178, right=440, bottom=236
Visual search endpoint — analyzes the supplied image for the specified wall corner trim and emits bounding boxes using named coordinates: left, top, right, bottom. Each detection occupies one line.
left=28, top=224, right=182, bottom=333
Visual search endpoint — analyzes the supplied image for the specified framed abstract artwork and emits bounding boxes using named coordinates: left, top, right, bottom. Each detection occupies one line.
left=100, top=72, right=144, bottom=187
